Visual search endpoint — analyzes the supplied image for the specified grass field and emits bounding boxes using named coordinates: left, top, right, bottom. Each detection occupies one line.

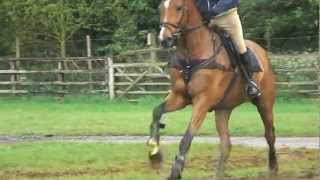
left=0, top=96, right=318, bottom=180
left=0, top=142, right=318, bottom=180
left=0, top=96, right=318, bottom=136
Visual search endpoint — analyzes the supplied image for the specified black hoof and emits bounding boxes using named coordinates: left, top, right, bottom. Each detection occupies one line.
left=167, top=177, right=181, bottom=180
left=269, top=156, right=278, bottom=173
left=149, top=150, right=163, bottom=169
left=167, top=173, right=181, bottom=180
left=168, top=161, right=183, bottom=180
left=269, top=165, right=278, bottom=175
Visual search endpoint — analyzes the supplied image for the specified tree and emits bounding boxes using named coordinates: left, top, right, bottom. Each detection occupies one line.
left=0, top=0, right=318, bottom=57
left=0, top=0, right=36, bottom=56
left=239, top=0, right=318, bottom=51
left=32, top=0, right=95, bottom=57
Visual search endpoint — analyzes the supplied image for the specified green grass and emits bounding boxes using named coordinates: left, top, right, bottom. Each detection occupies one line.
left=0, top=95, right=318, bottom=136
left=0, top=142, right=318, bottom=179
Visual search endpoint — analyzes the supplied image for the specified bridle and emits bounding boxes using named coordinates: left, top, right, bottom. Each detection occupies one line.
left=160, top=0, right=204, bottom=36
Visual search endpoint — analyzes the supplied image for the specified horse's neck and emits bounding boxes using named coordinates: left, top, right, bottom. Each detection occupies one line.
left=178, top=2, right=214, bottom=60
left=183, top=28, right=214, bottom=59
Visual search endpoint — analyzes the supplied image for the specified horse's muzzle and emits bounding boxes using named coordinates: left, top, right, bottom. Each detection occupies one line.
left=160, top=36, right=177, bottom=48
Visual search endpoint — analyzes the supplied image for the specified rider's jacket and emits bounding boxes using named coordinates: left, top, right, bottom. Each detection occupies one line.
left=196, top=0, right=240, bottom=20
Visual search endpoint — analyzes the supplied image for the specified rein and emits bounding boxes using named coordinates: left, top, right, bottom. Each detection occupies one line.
left=160, top=22, right=204, bottom=35
left=162, top=0, right=228, bottom=82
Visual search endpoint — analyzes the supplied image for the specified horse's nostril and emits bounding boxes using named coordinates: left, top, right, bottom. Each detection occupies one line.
left=160, top=37, right=176, bottom=48
left=161, top=40, right=170, bottom=48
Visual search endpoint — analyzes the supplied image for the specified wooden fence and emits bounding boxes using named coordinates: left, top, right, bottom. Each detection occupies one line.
left=0, top=52, right=319, bottom=99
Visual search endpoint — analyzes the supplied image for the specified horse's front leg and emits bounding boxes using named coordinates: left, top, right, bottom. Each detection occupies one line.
left=147, top=92, right=188, bottom=168
left=168, top=96, right=212, bottom=180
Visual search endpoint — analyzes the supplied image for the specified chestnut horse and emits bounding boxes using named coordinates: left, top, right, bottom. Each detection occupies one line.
left=146, top=0, right=278, bottom=179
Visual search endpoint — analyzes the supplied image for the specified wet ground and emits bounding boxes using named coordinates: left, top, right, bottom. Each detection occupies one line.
left=0, top=135, right=318, bottom=179
left=0, top=135, right=318, bottom=149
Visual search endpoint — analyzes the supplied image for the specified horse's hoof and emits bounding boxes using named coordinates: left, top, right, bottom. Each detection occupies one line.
left=268, top=168, right=278, bottom=178
left=167, top=177, right=180, bottom=180
left=167, top=174, right=181, bottom=180
left=149, top=150, right=163, bottom=169
left=269, top=162, right=279, bottom=174
left=215, top=173, right=225, bottom=180
left=168, top=162, right=183, bottom=180
left=214, top=175, right=225, bottom=180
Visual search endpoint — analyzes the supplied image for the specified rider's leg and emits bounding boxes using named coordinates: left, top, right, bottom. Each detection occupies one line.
left=209, top=10, right=261, bottom=98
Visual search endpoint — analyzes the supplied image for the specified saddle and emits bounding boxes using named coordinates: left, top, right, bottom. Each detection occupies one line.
left=169, top=26, right=261, bottom=82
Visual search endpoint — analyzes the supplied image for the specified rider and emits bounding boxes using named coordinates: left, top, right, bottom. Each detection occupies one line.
left=196, top=0, right=261, bottom=98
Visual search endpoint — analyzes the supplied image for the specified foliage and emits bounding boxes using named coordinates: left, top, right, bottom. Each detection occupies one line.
left=0, top=0, right=318, bottom=57
left=0, top=0, right=35, bottom=55
left=0, top=0, right=98, bottom=57
left=239, top=0, right=319, bottom=51
left=34, top=0, right=95, bottom=57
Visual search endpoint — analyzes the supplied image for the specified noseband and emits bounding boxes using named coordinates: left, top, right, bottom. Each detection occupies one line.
left=160, top=1, right=204, bottom=36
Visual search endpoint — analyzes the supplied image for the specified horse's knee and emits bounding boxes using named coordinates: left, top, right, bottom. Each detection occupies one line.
left=165, top=94, right=189, bottom=113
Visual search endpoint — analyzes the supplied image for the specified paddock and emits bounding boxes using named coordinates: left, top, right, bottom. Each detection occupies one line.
left=0, top=96, right=318, bottom=179
left=0, top=40, right=318, bottom=180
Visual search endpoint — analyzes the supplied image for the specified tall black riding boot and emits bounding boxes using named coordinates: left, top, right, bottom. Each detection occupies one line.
left=240, top=51, right=261, bottom=98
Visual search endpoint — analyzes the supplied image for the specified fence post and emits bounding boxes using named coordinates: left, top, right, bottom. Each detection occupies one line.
left=9, top=60, right=16, bottom=94
left=316, top=62, right=320, bottom=95
left=107, top=57, right=115, bottom=100
left=264, top=23, right=272, bottom=51
left=57, top=60, right=65, bottom=96
left=147, top=32, right=157, bottom=78
left=86, top=35, right=93, bottom=91
left=148, top=32, right=157, bottom=61
left=15, top=37, right=22, bottom=86
left=15, top=37, right=21, bottom=59
left=86, top=35, right=92, bottom=57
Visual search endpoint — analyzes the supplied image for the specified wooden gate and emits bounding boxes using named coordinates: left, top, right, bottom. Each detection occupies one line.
left=110, top=61, right=170, bottom=99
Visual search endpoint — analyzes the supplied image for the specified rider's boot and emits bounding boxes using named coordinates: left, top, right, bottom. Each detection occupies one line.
left=240, top=50, right=262, bottom=98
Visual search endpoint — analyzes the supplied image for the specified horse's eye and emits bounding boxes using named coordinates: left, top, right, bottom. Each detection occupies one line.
left=177, top=6, right=184, bottom=11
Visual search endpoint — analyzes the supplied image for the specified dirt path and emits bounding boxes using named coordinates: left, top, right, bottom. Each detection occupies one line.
left=0, top=135, right=318, bottom=148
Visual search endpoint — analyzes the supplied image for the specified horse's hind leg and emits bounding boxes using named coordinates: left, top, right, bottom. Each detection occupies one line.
left=254, top=96, right=278, bottom=174
left=214, top=109, right=232, bottom=180
left=147, top=92, right=188, bottom=167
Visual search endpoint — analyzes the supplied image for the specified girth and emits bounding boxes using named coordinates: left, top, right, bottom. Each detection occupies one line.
left=169, top=44, right=227, bottom=82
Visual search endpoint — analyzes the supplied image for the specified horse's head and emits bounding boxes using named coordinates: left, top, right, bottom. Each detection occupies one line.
left=159, top=0, right=201, bottom=48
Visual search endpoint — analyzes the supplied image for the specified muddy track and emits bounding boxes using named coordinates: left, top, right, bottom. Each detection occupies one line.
left=0, top=135, right=318, bottom=148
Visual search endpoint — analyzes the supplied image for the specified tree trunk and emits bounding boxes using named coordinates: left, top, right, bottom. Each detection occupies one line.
left=60, top=39, right=66, bottom=58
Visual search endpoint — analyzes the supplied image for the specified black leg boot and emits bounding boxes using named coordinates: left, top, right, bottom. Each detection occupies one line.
left=240, top=50, right=262, bottom=98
